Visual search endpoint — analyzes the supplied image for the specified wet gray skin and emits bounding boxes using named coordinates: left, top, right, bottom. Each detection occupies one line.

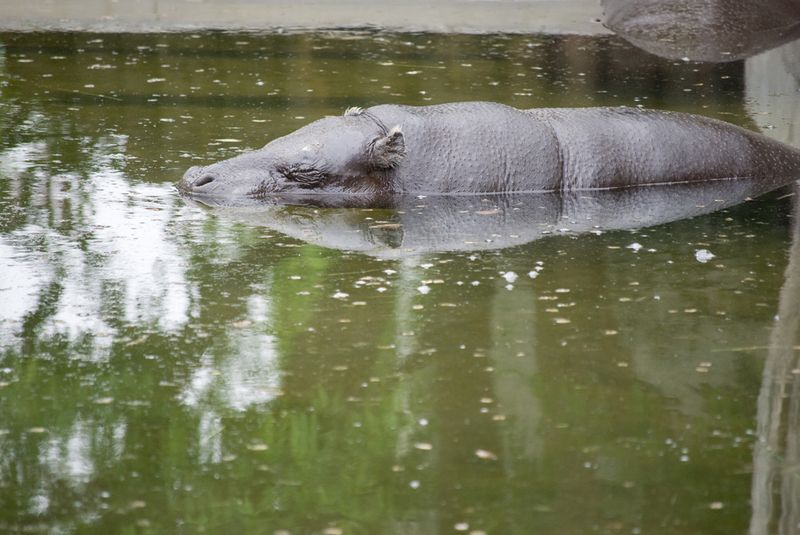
left=180, top=101, right=800, bottom=207
left=603, top=0, right=800, bottom=62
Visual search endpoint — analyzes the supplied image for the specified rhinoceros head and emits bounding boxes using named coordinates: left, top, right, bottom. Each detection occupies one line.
left=179, top=107, right=405, bottom=202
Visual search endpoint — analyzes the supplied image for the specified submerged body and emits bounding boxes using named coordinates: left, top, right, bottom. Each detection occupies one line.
left=179, top=102, right=800, bottom=204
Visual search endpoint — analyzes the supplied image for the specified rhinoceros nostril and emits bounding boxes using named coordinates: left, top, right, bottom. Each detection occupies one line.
left=194, top=174, right=215, bottom=187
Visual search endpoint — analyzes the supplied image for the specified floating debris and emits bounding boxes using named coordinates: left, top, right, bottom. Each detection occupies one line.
left=627, top=242, right=643, bottom=252
left=417, top=285, right=431, bottom=294
left=695, top=249, right=715, bottom=263
left=696, top=361, right=712, bottom=373
left=332, top=291, right=349, bottom=299
left=502, top=271, right=518, bottom=283
left=414, top=442, right=433, bottom=451
left=475, top=449, right=498, bottom=460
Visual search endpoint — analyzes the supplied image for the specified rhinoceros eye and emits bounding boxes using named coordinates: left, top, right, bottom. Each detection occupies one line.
left=281, top=164, right=326, bottom=187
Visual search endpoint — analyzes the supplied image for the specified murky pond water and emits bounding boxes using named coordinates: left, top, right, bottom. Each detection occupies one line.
left=2, top=30, right=800, bottom=534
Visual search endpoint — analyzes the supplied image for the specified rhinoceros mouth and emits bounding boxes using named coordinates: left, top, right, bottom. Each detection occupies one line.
left=181, top=187, right=392, bottom=208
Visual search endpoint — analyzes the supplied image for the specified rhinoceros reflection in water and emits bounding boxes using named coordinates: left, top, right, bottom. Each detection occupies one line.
left=191, top=176, right=797, bottom=257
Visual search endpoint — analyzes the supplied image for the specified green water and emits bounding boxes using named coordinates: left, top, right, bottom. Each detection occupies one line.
left=1, top=31, right=799, bottom=534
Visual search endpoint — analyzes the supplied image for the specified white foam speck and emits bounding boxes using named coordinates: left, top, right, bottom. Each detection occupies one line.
left=695, top=249, right=715, bottom=263
left=502, top=271, right=518, bottom=283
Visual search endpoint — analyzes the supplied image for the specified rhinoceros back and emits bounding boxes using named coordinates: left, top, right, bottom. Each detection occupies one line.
left=532, top=107, right=800, bottom=190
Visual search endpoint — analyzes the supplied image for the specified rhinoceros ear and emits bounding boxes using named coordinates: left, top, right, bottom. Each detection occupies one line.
left=369, top=126, right=405, bottom=169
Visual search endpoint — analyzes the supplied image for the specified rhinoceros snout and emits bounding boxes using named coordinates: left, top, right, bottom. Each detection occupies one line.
left=179, top=166, right=217, bottom=194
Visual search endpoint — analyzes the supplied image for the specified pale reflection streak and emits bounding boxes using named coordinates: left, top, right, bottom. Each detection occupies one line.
left=35, top=419, right=126, bottom=519
left=180, top=332, right=281, bottom=412
left=0, top=132, right=194, bottom=341
left=42, top=242, right=115, bottom=353
left=750, top=188, right=800, bottom=535
left=0, top=141, right=58, bottom=346
left=198, top=410, right=224, bottom=464
left=0, top=240, right=52, bottom=325
left=746, top=39, right=800, bottom=148
left=90, top=172, right=191, bottom=332
left=0, top=141, right=48, bottom=196
left=745, top=36, right=800, bottom=535
left=181, top=280, right=281, bottom=413
left=489, top=283, right=543, bottom=464
left=390, top=257, right=431, bottom=459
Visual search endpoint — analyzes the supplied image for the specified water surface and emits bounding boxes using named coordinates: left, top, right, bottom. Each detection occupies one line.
left=1, top=31, right=800, bottom=534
